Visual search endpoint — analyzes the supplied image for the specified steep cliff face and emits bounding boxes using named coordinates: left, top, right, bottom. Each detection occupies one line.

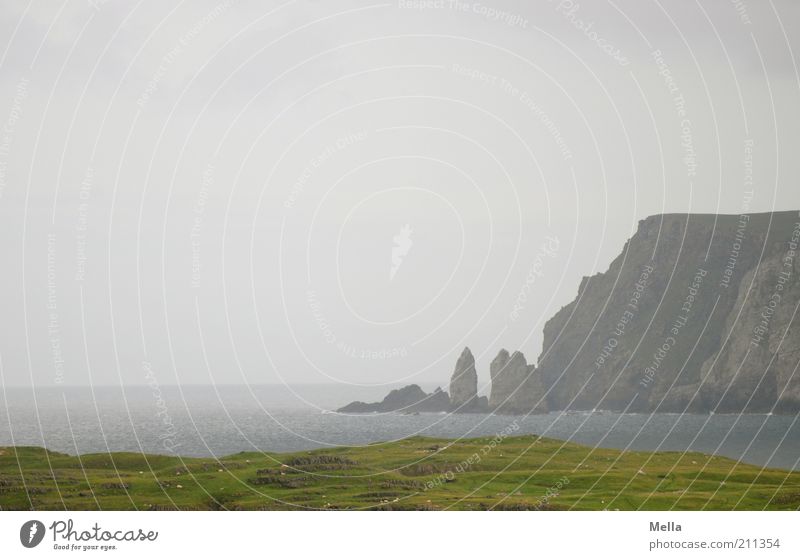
left=489, top=350, right=548, bottom=414
left=537, top=211, right=800, bottom=413
left=699, top=239, right=800, bottom=412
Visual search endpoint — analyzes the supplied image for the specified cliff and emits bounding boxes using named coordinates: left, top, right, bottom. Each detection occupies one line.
left=538, top=211, right=800, bottom=413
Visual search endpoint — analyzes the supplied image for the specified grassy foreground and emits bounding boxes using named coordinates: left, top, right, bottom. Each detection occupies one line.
left=1, top=435, right=798, bottom=510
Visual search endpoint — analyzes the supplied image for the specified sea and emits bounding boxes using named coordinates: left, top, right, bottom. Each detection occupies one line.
left=1, top=385, right=798, bottom=470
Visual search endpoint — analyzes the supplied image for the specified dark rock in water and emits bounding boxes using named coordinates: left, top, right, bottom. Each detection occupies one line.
left=489, top=350, right=548, bottom=414
left=449, top=347, right=489, bottom=412
left=337, top=384, right=451, bottom=413
left=427, top=387, right=452, bottom=412
left=335, top=400, right=375, bottom=413
left=376, top=384, right=427, bottom=410
left=338, top=348, right=490, bottom=414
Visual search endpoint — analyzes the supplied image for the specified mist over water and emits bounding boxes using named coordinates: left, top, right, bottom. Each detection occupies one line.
left=2, top=385, right=798, bottom=470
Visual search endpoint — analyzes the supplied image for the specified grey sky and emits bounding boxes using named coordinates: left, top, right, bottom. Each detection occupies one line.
left=0, top=0, right=798, bottom=392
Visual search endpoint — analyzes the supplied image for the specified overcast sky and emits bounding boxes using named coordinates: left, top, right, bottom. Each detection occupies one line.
left=0, top=0, right=799, bottom=392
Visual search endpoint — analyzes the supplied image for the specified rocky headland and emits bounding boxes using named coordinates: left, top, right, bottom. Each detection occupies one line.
left=338, top=211, right=800, bottom=415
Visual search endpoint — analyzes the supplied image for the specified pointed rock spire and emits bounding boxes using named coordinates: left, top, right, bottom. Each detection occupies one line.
left=449, top=347, right=478, bottom=409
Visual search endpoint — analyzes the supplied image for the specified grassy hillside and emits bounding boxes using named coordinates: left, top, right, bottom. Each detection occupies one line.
left=1, top=435, right=798, bottom=510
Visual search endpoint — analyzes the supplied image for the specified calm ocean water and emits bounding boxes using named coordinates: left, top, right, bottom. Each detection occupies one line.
left=1, top=385, right=798, bottom=470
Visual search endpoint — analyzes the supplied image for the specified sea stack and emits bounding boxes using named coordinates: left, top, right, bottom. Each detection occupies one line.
left=449, top=347, right=488, bottom=412
left=449, top=347, right=478, bottom=408
left=489, top=349, right=548, bottom=414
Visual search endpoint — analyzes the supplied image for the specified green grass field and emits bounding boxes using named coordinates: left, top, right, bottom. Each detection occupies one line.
left=1, top=435, right=798, bottom=510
